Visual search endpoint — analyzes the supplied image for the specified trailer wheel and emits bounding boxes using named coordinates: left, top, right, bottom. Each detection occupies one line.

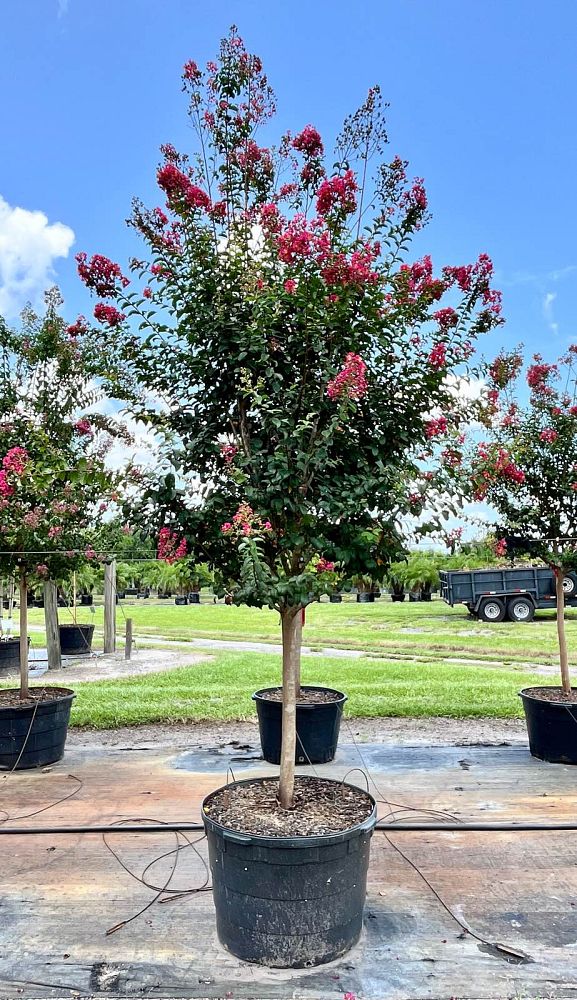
left=478, top=598, right=506, bottom=623
left=562, top=575, right=577, bottom=596
left=507, top=596, right=535, bottom=623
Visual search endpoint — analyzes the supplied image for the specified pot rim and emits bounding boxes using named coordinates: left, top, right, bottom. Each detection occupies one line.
left=58, top=623, right=95, bottom=631
left=252, top=684, right=347, bottom=705
left=519, top=685, right=577, bottom=707
left=202, top=774, right=376, bottom=849
left=0, top=686, right=76, bottom=711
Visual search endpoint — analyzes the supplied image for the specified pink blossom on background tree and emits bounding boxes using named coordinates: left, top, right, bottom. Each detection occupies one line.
left=76, top=28, right=503, bottom=808
left=457, top=346, right=577, bottom=694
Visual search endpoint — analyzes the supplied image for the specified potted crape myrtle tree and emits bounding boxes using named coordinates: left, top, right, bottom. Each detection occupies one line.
left=459, top=347, right=577, bottom=762
left=0, top=291, right=123, bottom=767
left=77, top=30, right=503, bottom=966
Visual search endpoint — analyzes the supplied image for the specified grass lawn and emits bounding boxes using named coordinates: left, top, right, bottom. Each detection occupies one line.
left=25, top=595, right=575, bottom=666
left=9, top=597, right=566, bottom=728
left=61, top=652, right=542, bottom=728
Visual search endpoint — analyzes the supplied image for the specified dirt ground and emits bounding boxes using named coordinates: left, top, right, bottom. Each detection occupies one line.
left=28, top=646, right=209, bottom=683
left=67, top=714, right=527, bottom=749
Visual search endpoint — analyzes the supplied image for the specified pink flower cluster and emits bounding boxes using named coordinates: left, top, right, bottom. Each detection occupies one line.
left=316, top=170, right=357, bottom=216
left=327, top=354, right=368, bottom=402
left=157, top=527, right=187, bottom=564
left=221, top=503, right=272, bottom=538
left=316, top=558, right=336, bottom=573
left=76, top=253, right=129, bottom=298
left=292, top=125, right=324, bottom=158
left=488, top=351, right=523, bottom=389
left=157, top=163, right=211, bottom=213
left=220, top=443, right=238, bottom=464
left=3, top=447, right=28, bottom=475
left=75, top=419, right=93, bottom=436
left=67, top=316, right=89, bottom=338
left=494, top=538, right=507, bottom=557
left=397, top=256, right=445, bottom=304
left=94, top=303, right=125, bottom=327
left=428, top=343, right=447, bottom=369
left=527, top=360, right=557, bottom=394
left=433, top=308, right=458, bottom=331
left=425, top=416, right=448, bottom=438
left=473, top=444, right=525, bottom=499
left=321, top=246, right=379, bottom=288
left=540, top=428, right=558, bottom=443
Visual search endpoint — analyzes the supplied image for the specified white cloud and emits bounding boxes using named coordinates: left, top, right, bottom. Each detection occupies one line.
left=0, top=195, right=75, bottom=319
left=543, top=291, right=559, bottom=335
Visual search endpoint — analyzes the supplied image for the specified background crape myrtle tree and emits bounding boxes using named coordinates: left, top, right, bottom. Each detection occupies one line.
left=457, top=346, right=577, bottom=695
left=77, top=28, right=503, bottom=807
left=0, top=289, right=128, bottom=697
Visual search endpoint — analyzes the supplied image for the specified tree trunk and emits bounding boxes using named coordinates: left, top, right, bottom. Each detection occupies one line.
left=43, top=581, right=61, bottom=670
left=555, top=569, right=571, bottom=695
left=19, top=570, right=29, bottom=700
left=279, top=607, right=303, bottom=810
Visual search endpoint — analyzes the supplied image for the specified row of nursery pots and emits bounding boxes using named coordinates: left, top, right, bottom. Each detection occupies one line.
left=1, top=657, right=576, bottom=966
left=0, top=624, right=95, bottom=673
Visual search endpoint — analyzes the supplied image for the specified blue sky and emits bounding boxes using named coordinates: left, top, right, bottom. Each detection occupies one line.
left=1, top=0, right=576, bottom=365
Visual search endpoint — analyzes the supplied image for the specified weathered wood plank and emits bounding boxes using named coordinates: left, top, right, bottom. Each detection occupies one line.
left=1, top=743, right=577, bottom=998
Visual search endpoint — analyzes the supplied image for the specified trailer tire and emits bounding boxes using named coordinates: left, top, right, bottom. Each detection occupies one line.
left=478, top=598, right=506, bottom=623
left=507, top=596, right=535, bottom=623
left=562, top=575, right=577, bottom=596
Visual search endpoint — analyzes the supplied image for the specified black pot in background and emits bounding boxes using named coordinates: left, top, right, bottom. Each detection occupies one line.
left=520, top=687, right=577, bottom=763
left=116, top=591, right=126, bottom=600
left=175, top=596, right=188, bottom=606
left=390, top=592, right=406, bottom=602
left=253, top=686, right=347, bottom=765
left=0, top=638, right=29, bottom=675
left=421, top=591, right=432, bottom=602
left=59, top=624, right=94, bottom=656
left=356, top=592, right=375, bottom=603
left=408, top=592, right=421, bottom=602
left=0, top=687, right=75, bottom=770
left=188, top=592, right=200, bottom=604
left=80, top=594, right=93, bottom=606
left=329, top=594, right=342, bottom=603
left=202, top=776, right=376, bottom=968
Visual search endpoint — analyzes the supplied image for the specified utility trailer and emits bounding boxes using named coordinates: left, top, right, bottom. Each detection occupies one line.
left=439, top=567, right=577, bottom=622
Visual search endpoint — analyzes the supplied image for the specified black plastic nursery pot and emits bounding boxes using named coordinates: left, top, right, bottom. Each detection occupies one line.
left=0, top=687, right=75, bottom=770
left=188, top=592, right=200, bottom=604
left=175, top=596, right=188, bottom=606
left=329, top=594, right=342, bottom=603
left=59, top=623, right=94, bottom=656
left=520, top=687, right=577, bottom=764
left=80, top=594, right=93, bottom=606
left=356, top=592, right=374, bottom=603
left=391, top=592, right=405, bottom=602
left=253, top=686, right=347, bottom=765
left=202, top=776, right=377, bottom=968
left=0, top=638, right=29, bottom=675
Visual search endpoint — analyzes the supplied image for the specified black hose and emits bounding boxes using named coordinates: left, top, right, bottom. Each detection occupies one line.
left=1, top=820, right=577, bottom=835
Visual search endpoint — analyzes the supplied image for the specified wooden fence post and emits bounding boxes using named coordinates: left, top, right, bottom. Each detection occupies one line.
left=124, top=618, right=133, bottom=661
left=43, top=580, right=61, bottom=670
left=104, top=560, right=116, bottom=654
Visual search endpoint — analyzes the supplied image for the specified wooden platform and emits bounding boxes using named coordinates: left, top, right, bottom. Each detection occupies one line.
left=1, top=739, right=577, bottom=999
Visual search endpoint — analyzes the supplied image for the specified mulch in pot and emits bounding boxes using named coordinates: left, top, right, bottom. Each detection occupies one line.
left=204, top=775, right=374, bottom=837
left=0, top=687, right=73, bottom=710
left=259, top=687, right=341, bottom=705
